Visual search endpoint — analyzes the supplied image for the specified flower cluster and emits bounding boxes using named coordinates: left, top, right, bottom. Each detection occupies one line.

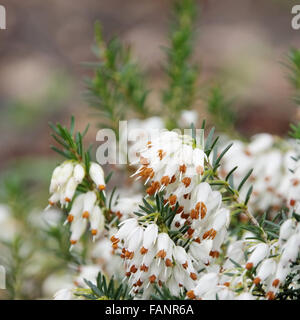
left=48, top=161, right=85, bottom=207
left=244, top=218, right=300, bottom=300
left=219, top=133, right=294, bottom=213
left=133, top=131, right=206, bottom=203
left=111, top=219, right=200, bottom=298
left=47, top=161, right=106, bottom=244
left=109, top=130, right=233, bottom=298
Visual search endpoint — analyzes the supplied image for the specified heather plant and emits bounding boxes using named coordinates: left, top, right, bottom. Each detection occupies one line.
left=1, top=0, right=300, bottom=301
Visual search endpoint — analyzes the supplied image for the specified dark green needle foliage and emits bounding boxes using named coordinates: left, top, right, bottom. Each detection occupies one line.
left=162, top=0, right=199, bottom=129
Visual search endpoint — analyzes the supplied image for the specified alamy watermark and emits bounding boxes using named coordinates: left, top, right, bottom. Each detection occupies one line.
left=0, top=5, right=6, bottom=30
left=95, top=121, right=204, bottom=165
left=292, top=5, right=300, bottom=30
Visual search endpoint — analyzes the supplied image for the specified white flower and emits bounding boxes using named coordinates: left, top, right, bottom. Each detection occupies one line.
left=89, top=162, right=106, bottom=191
left=82, top=191, right=97, bottom=219
left=90, top=206, right=105, bottom=239
left=141, top=224, right=158, bottom=253
left=47, top=161, right=87, bottom=208
left=66, top=193, right=85, bottom=223
left=245, top=243, right=269, bottom=270
left=279, top=219, right=295, bottom=243
left=187, top=273, right=218, bottom=299
left=64, top=177, right=78, bottom=203
left=73, top=163, right=85, bottom=183
left=70, top=217, right=88, bottom=245
left=253, top=258, right=277, bottom=284
left=56, top=162, right=74, bottom=186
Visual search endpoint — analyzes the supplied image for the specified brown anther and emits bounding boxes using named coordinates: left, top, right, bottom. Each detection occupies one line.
left=196, top=202, right=207, bottom=219
left=223, top=282, right=230, bottom=287
left=48, top=201, right=55, bottom=206
left=181, top=212, right=190, bottom=219
left=272, top=279, right=280, bottom=288
left=140, top=247, right=148, bottom=255
left=187, top=228, right=195, bottom=236
left=147, top=141, right=152, bottom=148
left=156, top=249, right=167, bottom=259
left=203, top=228, right=217, bottom=240
left=125, top=272, right=131, bottom=277
left=110, top=236, right=119, bottom=243
left=182, top=261, right=188, bottom=269
left=112, top=242, right=118, bottom=250
left=209, top=250, right=220, bottom=258
left=161, top=176, right=170, bottom=186
left=186, top=290, right=195, bottom=299
left=170, top=175, right=176, bottom=183
left=158, top=149, right=166, bottom=160
left=245, top=262, right=253, bottom=270
left=140, top=264, right=149, bottom=272
left=175, top=221, right=181, bottom=228
left=128, top=252, right=134, bottom=259
left=165, top=258, right=173, bottom=267
left=194, top=237, right=201, bottom=243
left=149, top=275, right=156, bottom=283
left=67, top=214, right=74, bottom=223
left=65, top=197, right=71, bottom=203
left=82, top=211, right=89, bottom=219
left=190, top=272, right=197, bottom=280
left=116, top=211, right=123, bottom=219
left=253, top=277, right=261, bottom=285
left=190, top=209, right=199, bottom=220
left=70, top=240, right=77, bottom=245
left=176, top=206, right=184, bottom=213
left=169, top=195, right=177, bottom=206
left=91, top=229, right=97, bottom=236
left=158, top=280, right=163, bottom=287
left=98, top=185, right=106, bottom=191
left=179, top=164, right=187, bottom=174
left=293, top=179, right=299, bottom=186
left=136, top=279, right=143, bottom=287
left=266, top=291, right=275, bottom=300
left=182, top=177, right=191, bottom=187
left=146, top=181, right=160, bottom=196
left=290, top=199, right=296, bottom=207
left=130, top=265, right=138, bottom=273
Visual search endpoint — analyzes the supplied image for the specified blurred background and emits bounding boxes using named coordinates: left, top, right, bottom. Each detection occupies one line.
left=0, top=0, right=299, bottom=298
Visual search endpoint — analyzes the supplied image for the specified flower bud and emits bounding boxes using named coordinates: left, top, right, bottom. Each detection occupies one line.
left=70, top=218, right=87, bottom=245
left=82, top=191, right=97, bottom=219
left=73, top=163, right=85, bottom=184
left=194, top=273, right=218, bottom=297
left=67, top=193, right=85, bottom=223
left=246, top=243, right=269, bottom=270
left=64, top=177, right=78, bottom=203
left=89, top=162, right=106, bottom=191
left=156, top=233, right=170, bottom=259
left=90, top=205, right=105, bottom=238
left=255, top=258, right=276, bottom=283
left=49, top=165, right=62, bottom=193
left=279, top=219, right=295, bottom=243
left=141, top=224, right=158, bottom=253
left=56, top=162, right=74, bottom=186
